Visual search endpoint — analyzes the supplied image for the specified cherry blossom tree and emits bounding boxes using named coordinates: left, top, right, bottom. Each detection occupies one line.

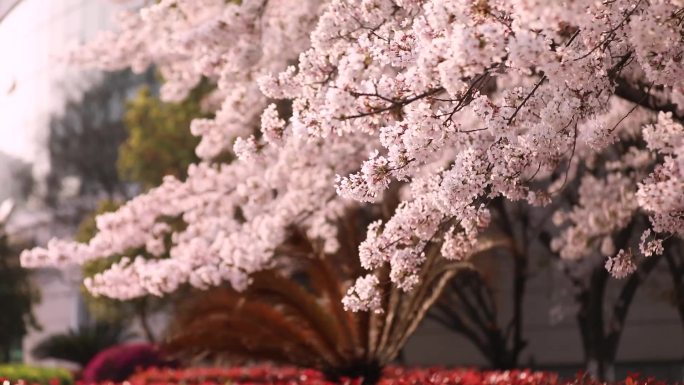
left=541, top=107, right=682, bottom=380
left=21, top=0, right=684, bottom=323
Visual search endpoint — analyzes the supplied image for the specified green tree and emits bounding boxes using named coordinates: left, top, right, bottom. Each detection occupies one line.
left=117, top=82, right=211, bottom=188
left=0, top=207, right=39, bottom=362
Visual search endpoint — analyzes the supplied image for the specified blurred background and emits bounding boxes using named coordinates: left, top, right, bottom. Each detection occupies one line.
left=0, top=0, right=682, bottom=381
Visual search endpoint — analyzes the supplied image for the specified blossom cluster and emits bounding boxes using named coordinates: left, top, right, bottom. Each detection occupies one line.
left=21, top=0, right=684, bottom=310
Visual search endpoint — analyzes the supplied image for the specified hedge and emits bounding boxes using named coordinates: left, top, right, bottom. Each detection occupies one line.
left=0, top=364, right=73, bottom=385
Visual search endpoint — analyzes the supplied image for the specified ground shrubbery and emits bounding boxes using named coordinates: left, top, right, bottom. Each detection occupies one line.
left=0, top=364, right=73, bottom=385
left=42, top=366, right=672, bottom=385
left=122, top=366, right=559, bottom=385
left=81, top=344, right=174, bottom=383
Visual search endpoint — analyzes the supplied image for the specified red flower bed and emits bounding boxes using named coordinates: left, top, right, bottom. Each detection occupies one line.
left=3, top=365, right=676, bottom=385
left=71, top=366, right=676, bottom=385
left=125, top=366, right=325, bottom=385
left=380, top=367, right=559, bottom=385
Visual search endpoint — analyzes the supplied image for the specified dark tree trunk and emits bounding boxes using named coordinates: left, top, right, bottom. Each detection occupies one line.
left=575, top=245, right=662, bottom=381
left=664, top=243, right=684, bottom=328
left=576, top=266, right=610, bottom=380
left=135, top=299, right=156, bottom=343
left=430, top=199, right=529, bottom=370
left=509, top=231, right=528, bottom=367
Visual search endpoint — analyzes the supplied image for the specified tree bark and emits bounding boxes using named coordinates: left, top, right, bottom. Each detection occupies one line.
left=605, top=254, right=662, bottom=360
left=135, top=299, right=157, bottom=343
left=576, top=247, right=662, bottom=381
left=577, top=266, right=609, bottom=380
left=664, top=244, right=684, bottom=328
left=433, top=199, right=529, bottom=370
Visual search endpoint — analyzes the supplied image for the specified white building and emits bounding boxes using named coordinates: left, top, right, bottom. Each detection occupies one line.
left=0, top=0, right=140, bottom=364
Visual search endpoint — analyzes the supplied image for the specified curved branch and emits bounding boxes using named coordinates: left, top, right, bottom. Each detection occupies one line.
left=614, top=78, right=683, bottom=119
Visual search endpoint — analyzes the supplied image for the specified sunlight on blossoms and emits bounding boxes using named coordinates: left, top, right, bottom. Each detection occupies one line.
left=7, top=0, right=684, bottom=381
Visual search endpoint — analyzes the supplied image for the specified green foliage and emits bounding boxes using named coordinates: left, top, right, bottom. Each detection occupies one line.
left=31, top=322, right=133, bottom=368
left=75, top=201, right=127, bottom=323
left=0, top=364, right=73, bottom=385
left=75, top=199, right=121, bottom=243
left=0, top=230, right=39, bottom=362
left=118, top=82, right=211, bottom=189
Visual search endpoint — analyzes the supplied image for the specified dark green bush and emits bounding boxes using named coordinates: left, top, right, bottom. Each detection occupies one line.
left=32, top=322, right=133, bottom=367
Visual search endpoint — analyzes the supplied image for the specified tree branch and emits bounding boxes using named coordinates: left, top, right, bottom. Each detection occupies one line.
left=614, top=78, right=684, bottom=119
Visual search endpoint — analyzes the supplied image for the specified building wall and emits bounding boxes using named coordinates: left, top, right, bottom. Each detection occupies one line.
left=22, top=268, right=84, bottom=365
left=1, top=0, right=114, bottom=165
left=404, top=253, right=684, bottom=378
left=0, top=0, right=138, bottom=364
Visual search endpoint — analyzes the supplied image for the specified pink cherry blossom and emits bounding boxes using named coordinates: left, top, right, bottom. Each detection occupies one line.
left=20, top=0, right=684, bottom=312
